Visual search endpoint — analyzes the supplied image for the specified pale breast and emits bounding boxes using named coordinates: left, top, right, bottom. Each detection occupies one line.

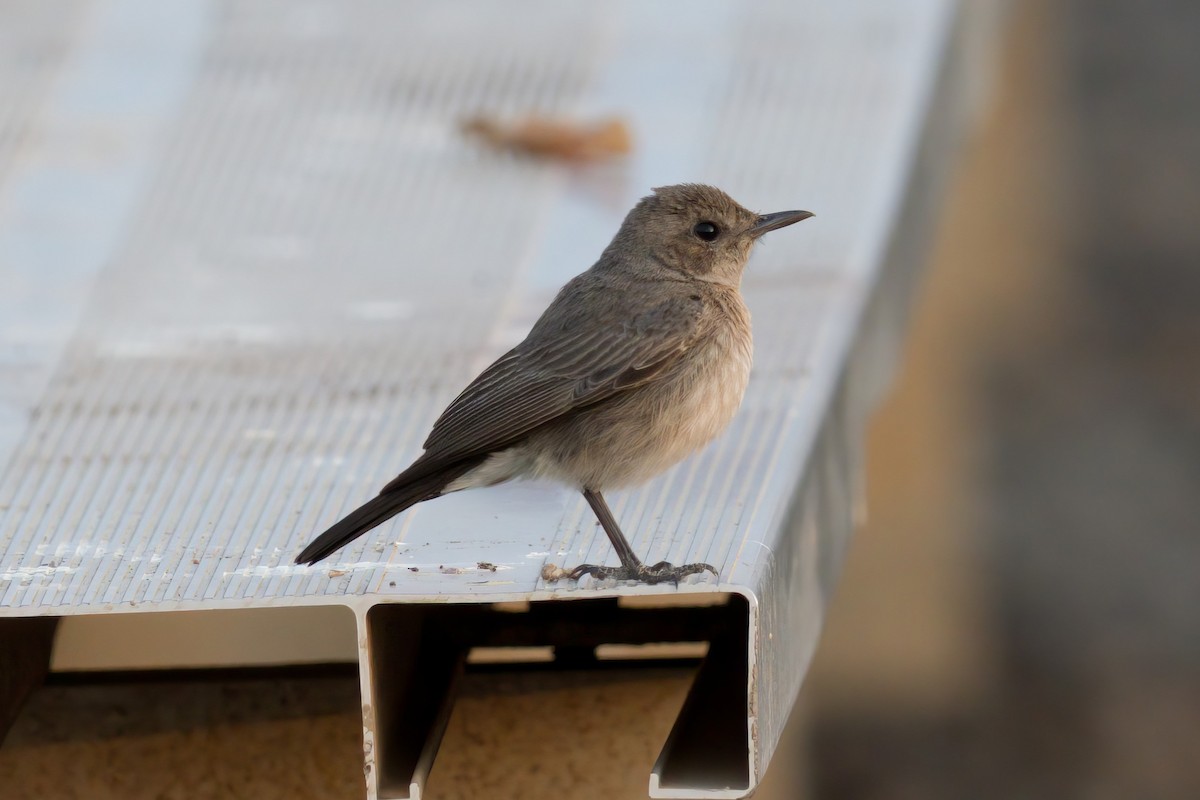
left=525, top=290, right=753, bottom=490
left=667, top=326, right=752, bottom=458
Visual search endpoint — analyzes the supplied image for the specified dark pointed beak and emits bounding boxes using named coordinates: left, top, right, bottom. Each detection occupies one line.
left=750, top=209, right=814, bottom=238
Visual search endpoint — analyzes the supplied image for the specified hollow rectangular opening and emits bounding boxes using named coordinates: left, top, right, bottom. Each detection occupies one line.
left=366, top=593, right=749, bottom=800
left=50, top=605, right=360, bottom=672
left=0, top=605, right=363, bottom=782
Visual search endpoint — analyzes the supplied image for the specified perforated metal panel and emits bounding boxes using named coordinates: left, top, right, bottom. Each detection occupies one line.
left=0, top=0, right=972, bottom=796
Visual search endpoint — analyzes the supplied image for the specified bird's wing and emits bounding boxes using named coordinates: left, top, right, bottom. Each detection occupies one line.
left=419, top=288, right=703, bottom=463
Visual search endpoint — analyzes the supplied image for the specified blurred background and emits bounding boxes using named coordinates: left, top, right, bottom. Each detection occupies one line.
left=3, top=1, right=1198, bottom=797
left=806, top=1, right=1200, bottom=797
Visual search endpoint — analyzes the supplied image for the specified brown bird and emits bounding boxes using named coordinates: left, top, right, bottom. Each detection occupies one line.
left=296, top=184, right=812, bottom=583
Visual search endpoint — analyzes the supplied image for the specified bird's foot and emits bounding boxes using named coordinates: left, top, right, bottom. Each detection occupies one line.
left=567, top=560, right=717, bottom=585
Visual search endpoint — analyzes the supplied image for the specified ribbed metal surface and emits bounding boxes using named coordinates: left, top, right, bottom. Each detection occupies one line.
left=1, top=0, right=949, bottom=612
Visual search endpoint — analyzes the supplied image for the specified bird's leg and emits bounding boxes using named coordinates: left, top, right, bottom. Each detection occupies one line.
left=581, top=488, right=642, bottom=571
left=567, top=489, right=717, bottom=585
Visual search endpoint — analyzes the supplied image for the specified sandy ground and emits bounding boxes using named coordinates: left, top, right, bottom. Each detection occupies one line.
left=1, top=669, right=699, bottom=800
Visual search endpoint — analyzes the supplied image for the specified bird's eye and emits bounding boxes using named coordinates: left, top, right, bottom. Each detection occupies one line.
left=693, top=221, right=720, bottom=242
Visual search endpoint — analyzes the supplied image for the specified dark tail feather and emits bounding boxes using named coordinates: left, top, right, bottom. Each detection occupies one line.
left=295, top=456, right=483, bottom=565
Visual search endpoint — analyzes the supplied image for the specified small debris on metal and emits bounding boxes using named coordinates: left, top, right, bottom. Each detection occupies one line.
left=540, top=563, right=570, bottom=582
left=477, top=561, right=497, bottom=572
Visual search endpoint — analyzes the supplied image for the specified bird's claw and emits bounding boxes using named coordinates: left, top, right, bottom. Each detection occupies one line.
left=567, top=560, right=717, bottom=585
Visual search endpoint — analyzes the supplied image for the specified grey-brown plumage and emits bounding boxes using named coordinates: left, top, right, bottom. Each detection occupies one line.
left=296, top=184, right=812, bottom=582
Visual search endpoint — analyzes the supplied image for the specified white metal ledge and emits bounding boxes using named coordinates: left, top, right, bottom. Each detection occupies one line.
left=0, top=0, right=978, bottom=796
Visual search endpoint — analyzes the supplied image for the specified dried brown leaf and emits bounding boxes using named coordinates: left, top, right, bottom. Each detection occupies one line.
left=461, top=115, right=633, bottom=162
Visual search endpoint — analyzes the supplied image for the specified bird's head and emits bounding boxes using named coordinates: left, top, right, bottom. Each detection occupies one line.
left=605, top=184, right=812, bottom=286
